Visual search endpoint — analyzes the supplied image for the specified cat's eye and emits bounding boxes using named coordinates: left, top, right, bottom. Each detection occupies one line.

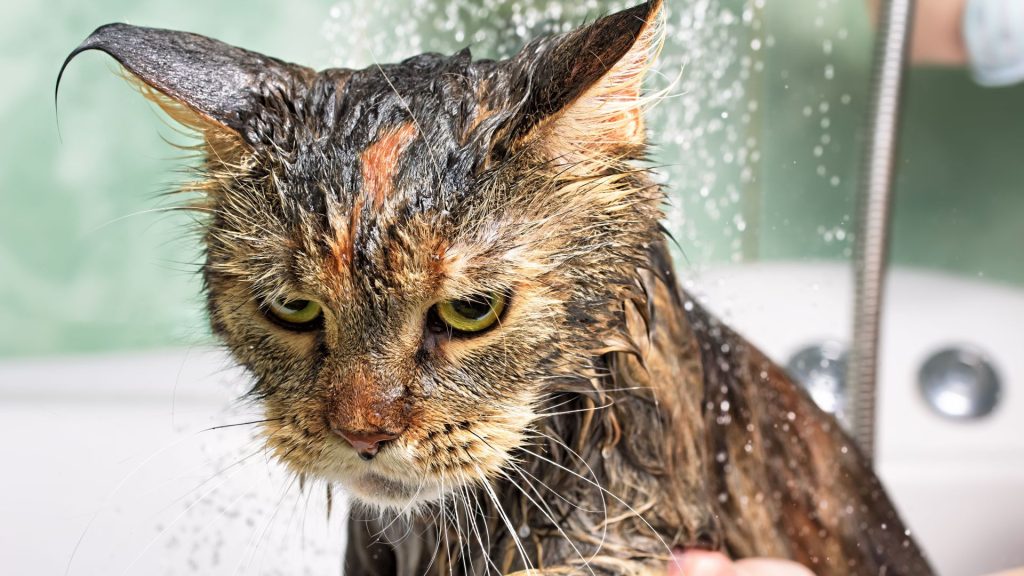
left=264, top=297, right=323, bottom=330
left=432, top=293, right=507, bottom=334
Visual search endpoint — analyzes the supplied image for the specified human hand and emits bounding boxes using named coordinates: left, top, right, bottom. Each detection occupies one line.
left=669, top=550, right=815, bottom=576
left=670, top=550, right=1024, bottom=576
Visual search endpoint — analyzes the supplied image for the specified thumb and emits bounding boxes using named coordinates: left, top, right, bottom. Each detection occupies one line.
left=670, top=550, right=738, bottom=576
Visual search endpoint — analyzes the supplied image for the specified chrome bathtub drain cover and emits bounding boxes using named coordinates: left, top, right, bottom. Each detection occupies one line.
left=919, top=347, right=1001, bottom=420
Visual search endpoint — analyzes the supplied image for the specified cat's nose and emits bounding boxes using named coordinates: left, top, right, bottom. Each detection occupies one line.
left=331, top=427, right=401, bottom=460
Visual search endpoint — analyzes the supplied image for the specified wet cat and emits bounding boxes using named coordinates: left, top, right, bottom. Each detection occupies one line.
left=59, top=1, right=933, bottom=574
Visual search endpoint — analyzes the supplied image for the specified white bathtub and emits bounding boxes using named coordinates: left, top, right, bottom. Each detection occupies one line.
left=0, top=349, right=350, bottom=576
left=2, top=261, right=1022, bottom=575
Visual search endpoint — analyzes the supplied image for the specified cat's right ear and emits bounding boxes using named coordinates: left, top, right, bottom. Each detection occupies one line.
left=57, top=23, right=315, bottom=151
left=492, top=0, right=664, bottom=161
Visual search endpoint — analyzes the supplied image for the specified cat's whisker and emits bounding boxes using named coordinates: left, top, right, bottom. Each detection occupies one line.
left=469, top=486, right=501, bottom=576
left=596, top=386, right=656, bottom=393
left=257, top=470, right=311, bottom=571
left=526, top=451, right=612, bottom=564
left=474, top=465, right=534, bottom=575
left=293, top=473, right=316, bottom=551
left=201, top=416, right=285, bottom=433
left=449, top=481, right=470, bottom=576
left=535, top=400, right=615, bottom=418
left=232, top=472, right=300, bottom=576
left=375, top=475, right=429, bottom=537
left=503, top=420, right=612, bottom=553
left=64, top=424, right=270, bottom=576
left=497, top=466, right=598, bottom=576
left=190, top=487, right=251, bottom=558
left=391, top=507, right=417, bottom=548
left=418, top=498, right=444, bottom=576
left=533, top=384, right=658, bottom=417
left=439, top=475, right=456, bottom=576
left=533, top=392, right=577, bottom=410
left=532, top=427, right=610, bottom=493
left=457, top=483, right=491, bottom=575
left=518, top=444, right=675, bottom=560
left=88, top=205, right=215, bottom=233
left=153, top=437, right=268, bottom=517
left=118, top=454, right=252, bottom=576
left=506, top=460, right=602, bottom=515
left=454, top=485, right=476, bottom=575
left=291, top=478, right=319, bottom=554
left=62, top=430, right=190, bottom=573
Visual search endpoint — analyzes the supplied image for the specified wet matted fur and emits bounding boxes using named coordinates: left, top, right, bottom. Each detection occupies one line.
left=59, top=1, right=933, bottom=574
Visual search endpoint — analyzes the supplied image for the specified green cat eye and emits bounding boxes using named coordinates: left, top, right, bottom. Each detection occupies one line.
left=265, top=297, right=323, bottom=329
left=434, top=293, right=506, bottom=334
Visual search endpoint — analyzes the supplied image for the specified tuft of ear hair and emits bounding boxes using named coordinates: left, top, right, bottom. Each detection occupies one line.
left=505, top=0, right=665, bottom=159
left=56, top=23, right=315, bottom=154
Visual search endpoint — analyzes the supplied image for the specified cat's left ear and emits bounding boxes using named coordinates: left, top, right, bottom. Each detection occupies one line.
left=57, top=23, right=315, bottom=152
left=500, top=0, right=664, bottom=157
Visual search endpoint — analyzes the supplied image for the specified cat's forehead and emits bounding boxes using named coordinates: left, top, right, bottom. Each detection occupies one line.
left=316, top=52, right=498, bottom=150
left=273, top=52, right=505, bottom=214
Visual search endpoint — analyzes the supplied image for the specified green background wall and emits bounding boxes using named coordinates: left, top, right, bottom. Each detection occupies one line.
left=2, top=0, right=1021, bottom=358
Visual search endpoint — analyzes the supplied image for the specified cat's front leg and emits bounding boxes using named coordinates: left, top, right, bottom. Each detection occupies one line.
left=507, top=557, right=668, bottom=576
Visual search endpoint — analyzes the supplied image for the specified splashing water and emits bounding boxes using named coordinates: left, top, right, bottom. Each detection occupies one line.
left=66, top=394, right=349, bottom=576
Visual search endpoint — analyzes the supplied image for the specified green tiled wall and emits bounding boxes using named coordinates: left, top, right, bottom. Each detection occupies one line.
left=2, top=0, right=334, bottom=357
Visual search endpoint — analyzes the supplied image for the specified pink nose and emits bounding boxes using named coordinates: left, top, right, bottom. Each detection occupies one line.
left=331, top=427, right=400, bottom=460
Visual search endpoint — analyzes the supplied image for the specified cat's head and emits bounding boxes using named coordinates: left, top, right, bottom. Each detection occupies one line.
left=61, top=1, right=665, bottom=510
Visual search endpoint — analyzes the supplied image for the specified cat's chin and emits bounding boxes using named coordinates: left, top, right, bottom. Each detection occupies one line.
left=304, top=438, right=496, bottom=511
left=345, top=472, right=445, bottom=510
